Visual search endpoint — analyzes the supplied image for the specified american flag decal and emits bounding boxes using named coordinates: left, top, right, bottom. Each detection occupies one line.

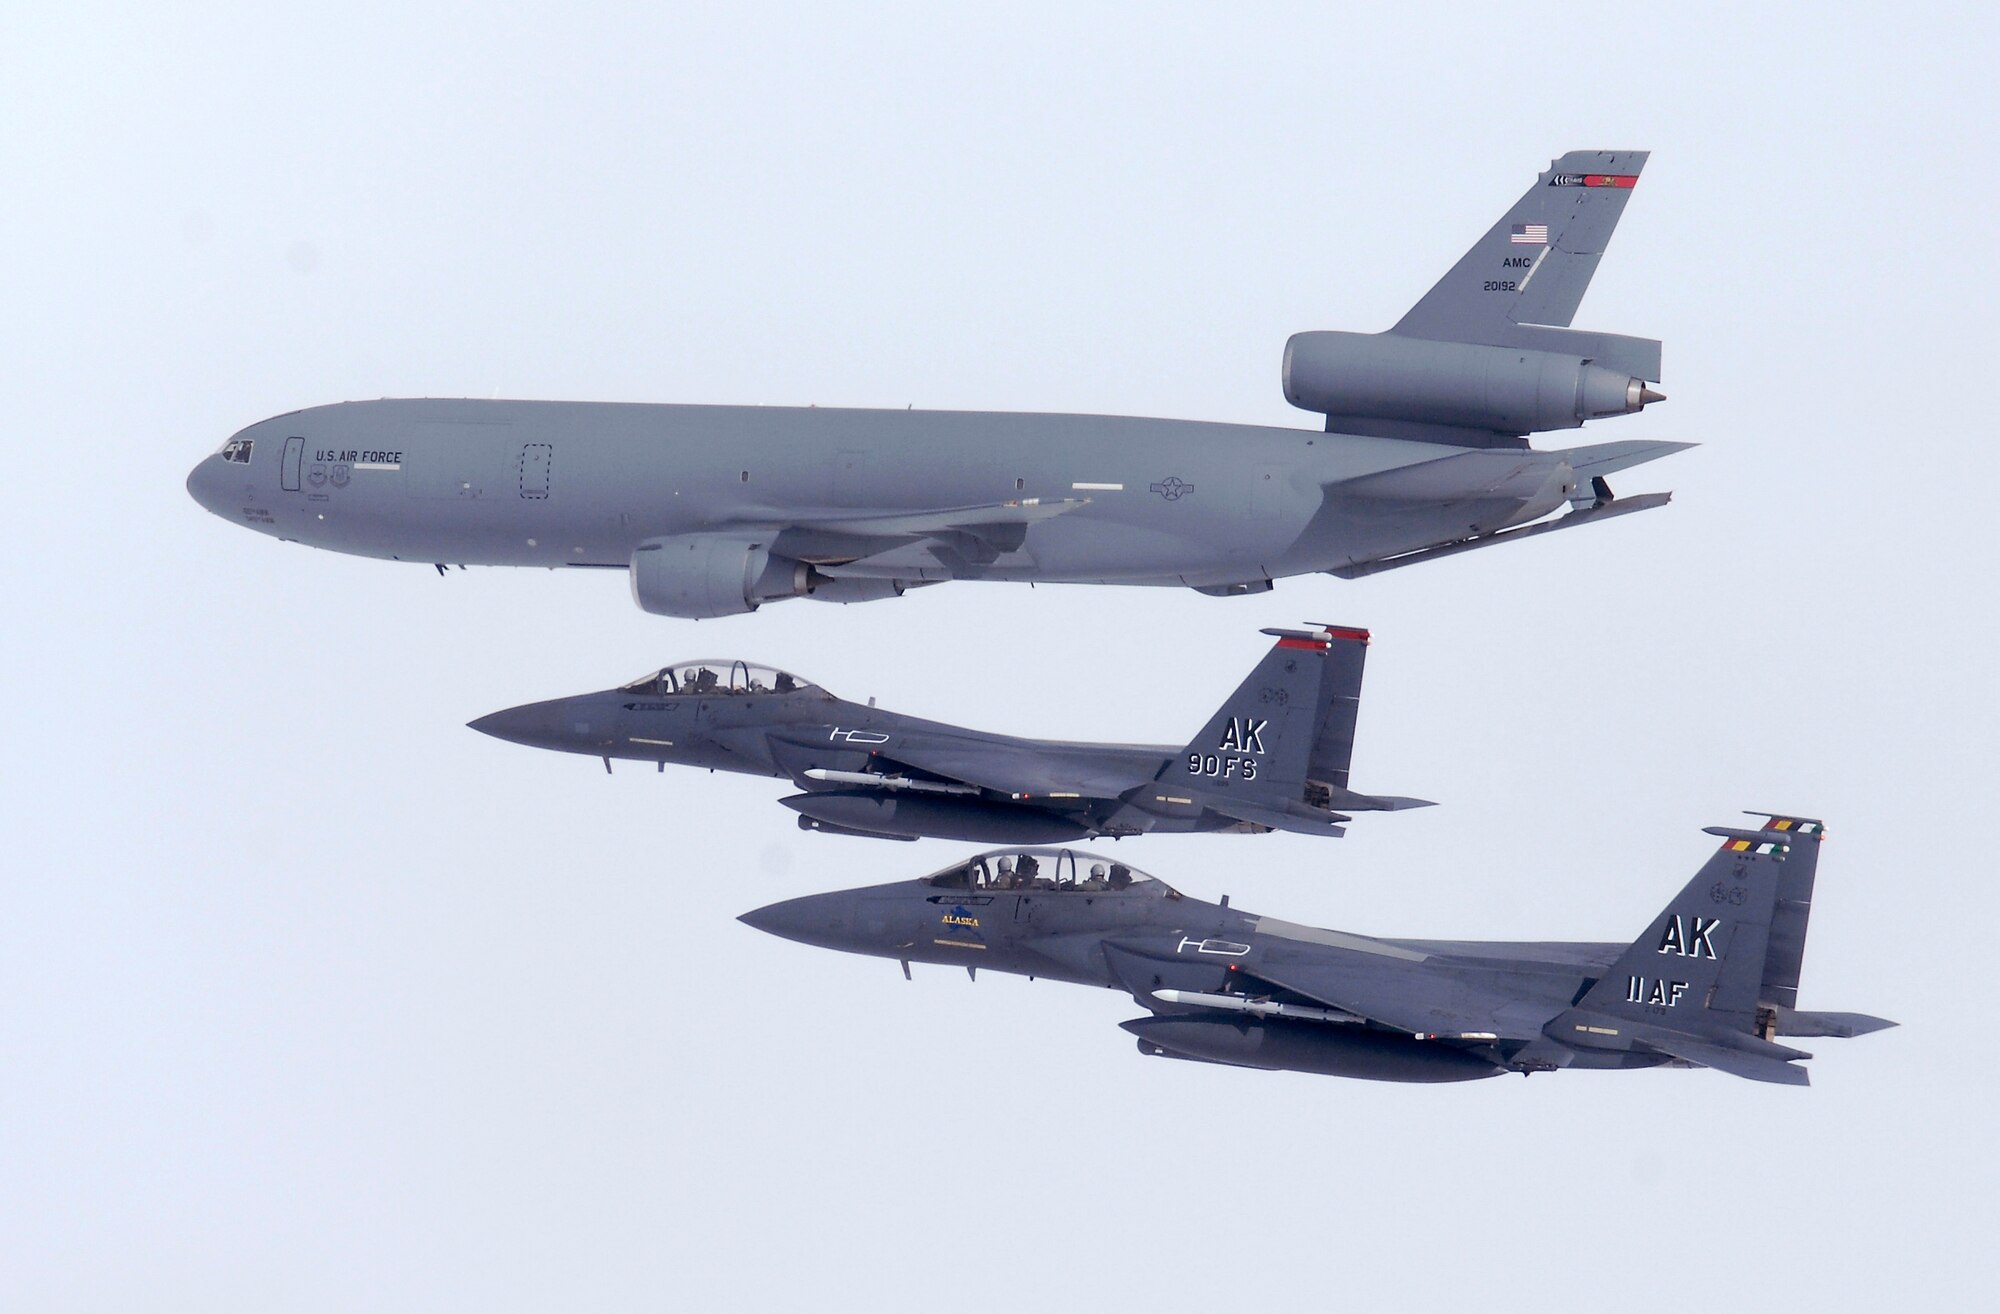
left=1510, top=223, right=1548, bottom=245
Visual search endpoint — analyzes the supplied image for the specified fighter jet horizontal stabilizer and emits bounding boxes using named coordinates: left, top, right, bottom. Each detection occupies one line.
left=1770, top=1009, right=1897, bottom=1039
left=1629, top=1029, right=1814, bottom=1087
left=1323, top=788, right=1435, bottom=813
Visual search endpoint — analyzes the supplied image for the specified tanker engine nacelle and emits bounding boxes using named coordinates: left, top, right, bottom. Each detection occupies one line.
left=1282, top=330, right=1663, bottom=445
left=629, top=534, right=816, bottom=618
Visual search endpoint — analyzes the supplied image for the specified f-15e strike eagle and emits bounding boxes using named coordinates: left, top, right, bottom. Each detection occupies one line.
left=470, top=625, right=1427, bottom=843
left=741, top=816, right=1893, bottom=1085
left=187, top=150, right=1687, bottom=615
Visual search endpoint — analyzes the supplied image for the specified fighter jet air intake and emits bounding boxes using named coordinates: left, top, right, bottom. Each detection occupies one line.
left=741, top=816, right=1893, bottom=1085
left=187, top=151, right=1687, bottom=615
left=470, top=625, right=1429, bottom=843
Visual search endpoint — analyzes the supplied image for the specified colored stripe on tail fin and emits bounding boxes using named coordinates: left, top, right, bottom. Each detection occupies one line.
left=1746, top=812, right=1824, bottom=1012
left=1578, top=824, right=1797, bottom=1032
left=1146, top=626, right=1430, bottom=834
left=1394, top=149, right=1657, bottom=376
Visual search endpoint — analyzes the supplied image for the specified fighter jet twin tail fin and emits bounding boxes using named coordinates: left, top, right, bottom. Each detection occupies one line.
left=1140, top=625, right=1430, bottom=837
left=1547, top=815, right=1895, bottom=1085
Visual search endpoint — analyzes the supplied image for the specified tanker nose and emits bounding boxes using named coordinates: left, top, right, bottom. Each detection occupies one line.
left=738, top=892, right=858, bottom=953
left=468, top=697, right=585, bottom=752
left=185, top=454, right=230, bottom=518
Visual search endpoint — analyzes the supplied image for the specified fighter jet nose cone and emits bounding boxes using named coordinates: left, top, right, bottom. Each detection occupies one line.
left=467, top=698, right=585, bottom=752
left=738, top=893, right=856, bottom=951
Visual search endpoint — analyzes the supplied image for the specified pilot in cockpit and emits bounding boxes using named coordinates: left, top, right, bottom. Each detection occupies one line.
left=1084, top=862, right=1109, bottom=890
left=994, top=855, right=1016, bottom=889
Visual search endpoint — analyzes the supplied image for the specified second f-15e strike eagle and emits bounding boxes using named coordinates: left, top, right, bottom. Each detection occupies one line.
left=469, top=624, right=1428, bottom=843
left=187, top=150, right=1689, bottom=617
left=740, top=816, right=1894, bottom=1085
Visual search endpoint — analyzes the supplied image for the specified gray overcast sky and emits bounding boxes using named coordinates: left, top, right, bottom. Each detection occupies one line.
left=5, top=4, right=1996, bottom=1309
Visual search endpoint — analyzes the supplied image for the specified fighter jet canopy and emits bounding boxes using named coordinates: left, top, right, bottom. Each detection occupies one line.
left=619, top=660, right=824, bottom=698
left=921, top=848, right=1178, bottom=897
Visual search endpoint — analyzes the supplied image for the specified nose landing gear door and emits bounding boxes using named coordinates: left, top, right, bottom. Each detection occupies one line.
left=281, top=436, right=305, bottom=492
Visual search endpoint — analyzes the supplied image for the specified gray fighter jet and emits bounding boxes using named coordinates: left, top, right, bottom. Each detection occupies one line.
left=187, top=151, right=1689, bottom=616
left=470, top=624, right=1427, bottom=842
left=740, top=816, right=1893, bottom=1084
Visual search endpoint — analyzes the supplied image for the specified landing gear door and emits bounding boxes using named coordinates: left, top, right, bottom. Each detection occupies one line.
left=281, top=436, right=304, bottom=492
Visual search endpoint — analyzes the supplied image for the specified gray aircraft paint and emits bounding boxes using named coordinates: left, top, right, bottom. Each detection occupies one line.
left=739, top=815, right=1893, bottom=1085
left=186, top=151, right=1688, bottom=614
left=469, top=625, right=1429, bottom=843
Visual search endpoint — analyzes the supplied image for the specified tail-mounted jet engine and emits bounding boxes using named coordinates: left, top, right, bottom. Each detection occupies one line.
left=1281, top=330, right=1663, bottom=447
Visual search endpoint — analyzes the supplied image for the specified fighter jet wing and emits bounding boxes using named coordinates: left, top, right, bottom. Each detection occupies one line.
left=863, top=740, right=1162, bottom=803
left=1234, top=950, right=1537, bottom=1042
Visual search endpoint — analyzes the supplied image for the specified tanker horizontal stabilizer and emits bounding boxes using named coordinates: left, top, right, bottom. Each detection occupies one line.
left=1327, top=491, right=1672, bottom=579
left=1325, top=448, right=1569, bottom=506
left=1549, top=438, right=1697, bottom=479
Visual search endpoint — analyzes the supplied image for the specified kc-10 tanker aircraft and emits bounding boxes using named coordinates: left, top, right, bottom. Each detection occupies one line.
left=187, top=150, right=1688, bottom=616
left=741, top=816, right=1893, bottom=1084
left=470, top=625, right=1428, bottom=842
